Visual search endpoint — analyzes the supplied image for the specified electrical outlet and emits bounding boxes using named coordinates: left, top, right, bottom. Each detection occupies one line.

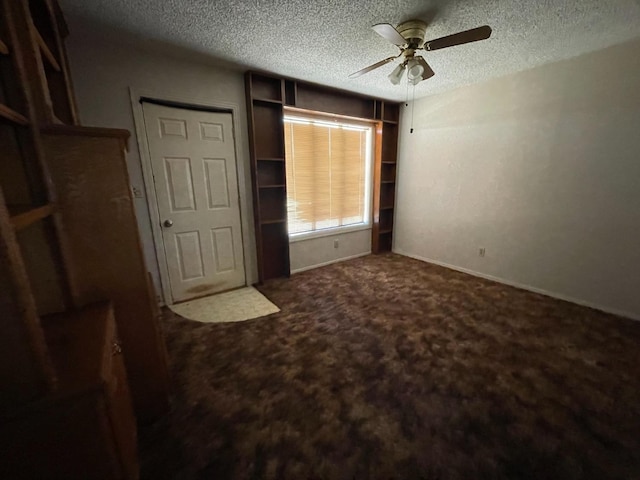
left=479, top=247, right=486, bottom=257
left=334, top=239, right=339, bottom=249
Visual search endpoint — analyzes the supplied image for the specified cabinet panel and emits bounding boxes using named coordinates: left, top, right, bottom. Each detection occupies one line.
left=259, top=187, right=287, bottom=223
left=16, top=218, right=66, bottom=315
left=296, top=83, right=375, bottom=119
left=250, top=74, right=282, bottom=102
left=261, top=222, right=289, bottom=280
left=108, top=351, right=139, bottom=480
left=257, top=160, right=285, bottom=186
left=383, top=103, right=399, bottom=123
left=1, top=302, right=139, bottom=479
left=0, top=394, right=122, bottom=479
left=253, top=103, right=284, bottom=159
left=43, top=131, right=170, bottom=420
left=382, top=122, right=398, bottom=163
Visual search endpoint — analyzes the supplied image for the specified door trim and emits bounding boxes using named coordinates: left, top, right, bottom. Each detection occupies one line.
left=130, top=88, right=253, bottom=305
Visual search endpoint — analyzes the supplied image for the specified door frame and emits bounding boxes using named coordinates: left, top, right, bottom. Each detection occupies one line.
left=130, top=88, right=252, bottom=305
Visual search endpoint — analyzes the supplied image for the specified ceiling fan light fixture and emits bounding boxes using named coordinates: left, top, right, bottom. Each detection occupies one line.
left=351, top=20, right=492, bottom=86
left=406, top=59, right=425, bottom=84
left=388, top=63, right=405, bottom=85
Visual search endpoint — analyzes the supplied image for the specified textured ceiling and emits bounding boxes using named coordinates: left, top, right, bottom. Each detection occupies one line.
left=60, top=0, right=640, bottom=101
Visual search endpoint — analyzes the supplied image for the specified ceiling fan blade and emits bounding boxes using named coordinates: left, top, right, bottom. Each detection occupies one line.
left=349, top=56, right=399, bottom=79
left=415, top=56, right=435, bottom=80
left=424, top=25, right=492, bottom=51
left=372, top=23, right=407, bottom=46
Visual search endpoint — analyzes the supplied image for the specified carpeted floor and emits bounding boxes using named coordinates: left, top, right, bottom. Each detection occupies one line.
left=140, top=253, right=640, bottom=480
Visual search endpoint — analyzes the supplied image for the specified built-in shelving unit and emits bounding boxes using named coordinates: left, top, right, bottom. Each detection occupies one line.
left=245, top=73, right=290, bottom=281
left=246, top=71, right=401, bottom=281
left=372, top=102, right=400, bottom=254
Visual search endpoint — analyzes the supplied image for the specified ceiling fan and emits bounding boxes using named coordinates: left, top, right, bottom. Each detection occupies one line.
left=350, top=20, right=492, bottom=85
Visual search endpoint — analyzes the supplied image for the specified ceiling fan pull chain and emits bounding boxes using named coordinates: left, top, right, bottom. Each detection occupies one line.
left=410, top=83, right=416, bottom=134
left=405, top=78, right=410, bottom=106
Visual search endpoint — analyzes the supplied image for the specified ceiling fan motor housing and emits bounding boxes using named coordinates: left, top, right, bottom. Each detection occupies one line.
left=397, top=19, right=427, bottom=48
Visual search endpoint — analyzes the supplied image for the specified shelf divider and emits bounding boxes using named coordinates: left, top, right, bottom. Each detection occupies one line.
left=253, top=97, right=283, bottom=106
left=10, top=204, right=55, bottom=231
left=260, top=218, right=287, bottom=225
left=35, top=30, right=61, bottom=72
left=0, top=103, right=29, bottom=125
left=0, top=38, right=9, bottom=55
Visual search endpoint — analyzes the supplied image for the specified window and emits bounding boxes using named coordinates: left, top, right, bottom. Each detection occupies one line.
left=283, top=114, right=374, bottom=238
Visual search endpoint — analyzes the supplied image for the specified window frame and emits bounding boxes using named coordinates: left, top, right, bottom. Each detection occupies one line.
left=283, top=112, right=376, bottom=242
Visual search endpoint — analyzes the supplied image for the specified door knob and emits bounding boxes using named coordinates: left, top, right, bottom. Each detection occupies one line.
left=163, top=219, right=173, bottom=228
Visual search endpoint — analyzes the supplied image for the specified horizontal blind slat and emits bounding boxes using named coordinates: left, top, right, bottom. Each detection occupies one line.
left=285, top=118, right=368, bottom=235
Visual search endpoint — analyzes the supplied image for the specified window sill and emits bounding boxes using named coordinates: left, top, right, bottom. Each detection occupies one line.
left=289, top=224, right=372, bottom=243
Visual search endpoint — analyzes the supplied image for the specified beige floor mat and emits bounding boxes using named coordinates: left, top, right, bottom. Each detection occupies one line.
left=169, top=287, right=280, bottom=324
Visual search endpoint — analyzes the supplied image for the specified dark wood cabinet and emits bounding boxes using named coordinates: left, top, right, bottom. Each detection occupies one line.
left=1, top=1, right=169, bottom=477
left=1, top=302, right=139, bottom=480
left=41, top=126, right=170, bottom=419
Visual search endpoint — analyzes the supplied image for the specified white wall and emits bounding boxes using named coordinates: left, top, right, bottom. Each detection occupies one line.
left=395, top=37, right=640, bottom=320
left=65, top=24, right=258, bottom=298
left=290, top=229, right=371, bottom=273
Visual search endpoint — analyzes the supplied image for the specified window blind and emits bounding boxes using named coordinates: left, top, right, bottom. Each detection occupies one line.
left=284, top=116, right=371, bottom=235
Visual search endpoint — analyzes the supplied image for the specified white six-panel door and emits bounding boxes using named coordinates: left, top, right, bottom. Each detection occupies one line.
left=142, top=103, right=245, bottom=303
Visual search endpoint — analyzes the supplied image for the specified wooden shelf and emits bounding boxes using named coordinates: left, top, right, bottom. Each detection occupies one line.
left=381, top=180, right=395, bottom=184
left=34, top=30, right=61, bottom=72
left=0, top=103, right=29, bottom=126
left=253, top=97, right=283, bottom=106
left=10, top=204, right=55, bottom=231
left=382, top=161, right=397, bottom=165
left=383, top=120, right=398, bottom=125
left=257, top=157, right=285, bottom=162
left=0, top=38, right=9, bottom=55
left=379, top=228, right=393, bottom=234
left=41, top=124, right=131, bottom=150
left=261, top=218, right=287, bottom=225
left=259, top=184, right=286, bottom=189
left=380, top=205, right=394, bottom=211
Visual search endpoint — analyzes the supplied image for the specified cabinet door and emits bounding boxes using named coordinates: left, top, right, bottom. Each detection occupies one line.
left=106, top=342, right=139, bottom=480
left=0, top=394, right=121, bottom=479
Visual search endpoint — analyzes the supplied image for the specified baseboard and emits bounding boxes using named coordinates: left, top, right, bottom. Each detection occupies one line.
left=394, top=249, right=640, bottom=322
left=291, top=252, right=371, bottom=274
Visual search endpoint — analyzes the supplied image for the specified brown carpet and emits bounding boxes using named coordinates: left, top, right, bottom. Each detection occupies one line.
left=140, top=253, right=640, bottom=480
